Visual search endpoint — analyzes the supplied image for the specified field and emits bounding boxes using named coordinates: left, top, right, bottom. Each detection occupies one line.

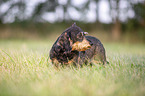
left=0, top=40, right=145, bottom=96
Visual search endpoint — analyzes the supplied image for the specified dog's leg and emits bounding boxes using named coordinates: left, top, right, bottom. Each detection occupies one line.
left=69, top=51, right=80, bottom=68
left=78, top=51, right=86, bottom=67
left=100, top=52, right=107, bottom=65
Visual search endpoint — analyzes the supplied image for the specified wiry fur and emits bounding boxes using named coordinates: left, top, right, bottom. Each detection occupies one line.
left=49, top=23, right=92, bottom=67
left=79, top=36, right=107, bottom=66
left=49, top=23, right=108, bottom=67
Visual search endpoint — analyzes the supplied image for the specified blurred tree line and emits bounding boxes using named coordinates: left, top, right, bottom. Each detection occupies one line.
left=0, top=0, right=145, bottom=42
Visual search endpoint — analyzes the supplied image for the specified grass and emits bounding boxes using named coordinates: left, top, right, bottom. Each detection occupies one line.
left=0, top=40, right=145, bottom=96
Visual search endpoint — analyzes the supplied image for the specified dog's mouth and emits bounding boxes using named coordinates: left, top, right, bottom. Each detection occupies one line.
left=72, top=38, right=92, bottom=51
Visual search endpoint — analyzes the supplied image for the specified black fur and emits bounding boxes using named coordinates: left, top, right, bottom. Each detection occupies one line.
left=49, top=23, right=107, bottom=67
left=79, top=36, right=107, bottom=65
left=49, top=23, right=91, bottom=66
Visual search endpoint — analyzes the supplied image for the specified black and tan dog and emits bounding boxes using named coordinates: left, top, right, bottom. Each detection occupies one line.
left=49, top=23, right=107, bottom=67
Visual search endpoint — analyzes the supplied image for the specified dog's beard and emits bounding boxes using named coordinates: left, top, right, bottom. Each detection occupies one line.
left=72, top=38, right=91, bottom=51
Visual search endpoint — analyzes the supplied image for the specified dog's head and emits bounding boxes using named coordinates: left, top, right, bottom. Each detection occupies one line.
left=64, top=23, right=92, bottom=51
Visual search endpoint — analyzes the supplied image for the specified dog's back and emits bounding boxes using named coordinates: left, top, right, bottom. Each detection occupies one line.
left=79, top=36, right=107, bottom=65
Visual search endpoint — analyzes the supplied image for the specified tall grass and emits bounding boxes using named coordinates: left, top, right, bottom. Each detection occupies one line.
left=0, top=40, right=145, bottom=96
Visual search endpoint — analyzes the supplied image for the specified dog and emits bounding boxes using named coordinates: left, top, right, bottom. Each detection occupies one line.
left=49, top=23, right=107, bottom=67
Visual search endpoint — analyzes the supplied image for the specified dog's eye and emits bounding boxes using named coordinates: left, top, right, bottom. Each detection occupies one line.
left=77, top=32, right=84, bottom=38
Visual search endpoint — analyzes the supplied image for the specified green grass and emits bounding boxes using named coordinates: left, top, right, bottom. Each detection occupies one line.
left=0, top=40, right=145, bottom=96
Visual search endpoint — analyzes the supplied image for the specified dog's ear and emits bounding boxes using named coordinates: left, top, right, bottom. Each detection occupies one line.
left=78, top=32, right=88, bottom=37
left=77, top=32, right=84, bottom=38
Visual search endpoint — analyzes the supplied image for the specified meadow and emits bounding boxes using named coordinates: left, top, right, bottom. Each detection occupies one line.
left=0, top=40, right=145, bottom=96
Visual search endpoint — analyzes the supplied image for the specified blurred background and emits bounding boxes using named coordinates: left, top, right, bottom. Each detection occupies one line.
left=0, top=0, right=145, bottom=43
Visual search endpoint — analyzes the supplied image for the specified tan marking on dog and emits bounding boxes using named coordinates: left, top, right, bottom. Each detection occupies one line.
left=92, top=59, right=102, bottom=64
left=67, top=60, right=73, bottom=64
left=52, top=58, right=60, bottom=68
left=52, top=58, right=73, bottom=64
left=69, top=38, right=73, bottom=46
left=72, top=38, right=91, bottom=51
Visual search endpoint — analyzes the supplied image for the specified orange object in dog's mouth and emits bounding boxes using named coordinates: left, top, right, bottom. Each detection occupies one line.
left=72, top=38, right=91, bottom=51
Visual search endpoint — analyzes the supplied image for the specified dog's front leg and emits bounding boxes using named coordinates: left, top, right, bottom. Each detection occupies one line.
left=78, top=51, right=86, bottom=66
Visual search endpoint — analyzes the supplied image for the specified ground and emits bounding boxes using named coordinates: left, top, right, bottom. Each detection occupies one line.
left=0, top=40, right=145, bottom=96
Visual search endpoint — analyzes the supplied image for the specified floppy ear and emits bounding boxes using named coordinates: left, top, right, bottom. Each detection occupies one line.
left=76, top=32, right=84, bottom=39
left=78, top=32, right=83, bottom=37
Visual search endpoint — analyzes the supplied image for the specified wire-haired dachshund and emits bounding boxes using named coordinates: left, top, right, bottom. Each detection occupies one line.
left=49, top=23, right=107, bottom=67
